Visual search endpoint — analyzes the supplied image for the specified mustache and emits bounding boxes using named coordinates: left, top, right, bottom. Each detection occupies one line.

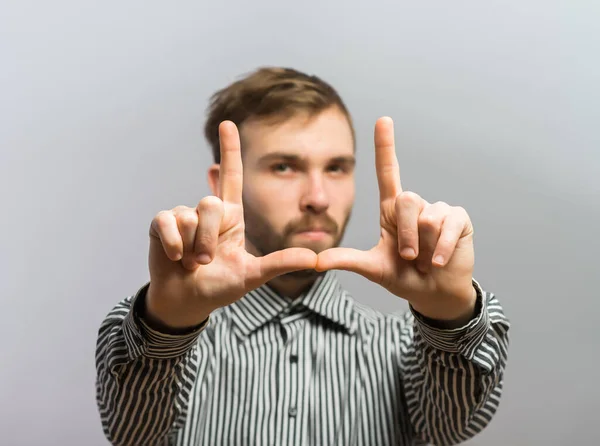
left=284, top=215, right=339, bottom=236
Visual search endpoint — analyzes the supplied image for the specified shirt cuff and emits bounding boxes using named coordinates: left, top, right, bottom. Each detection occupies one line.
left=410, top=279, right=490, bottom=360
left=122, top=283, right=209, bottom=360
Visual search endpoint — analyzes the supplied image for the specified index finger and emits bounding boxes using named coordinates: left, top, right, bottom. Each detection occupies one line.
left=374, top=117, right=403, bottom=203
left=218, top=121, right=243, bottom=204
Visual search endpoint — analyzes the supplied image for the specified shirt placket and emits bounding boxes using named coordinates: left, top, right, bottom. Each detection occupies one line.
left=275, top=308, right=302, bottom=444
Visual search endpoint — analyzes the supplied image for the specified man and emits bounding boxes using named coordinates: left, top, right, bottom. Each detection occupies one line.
left=96, top=67, right=510, bottom=446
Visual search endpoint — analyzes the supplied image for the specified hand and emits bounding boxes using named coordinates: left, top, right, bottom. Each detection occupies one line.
left=316, top=117, right=477, bottom=323
left=146, top=121, right=318, bottom=329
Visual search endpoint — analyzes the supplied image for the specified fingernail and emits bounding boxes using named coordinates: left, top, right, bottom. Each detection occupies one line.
left=433, top=255, right=444, bottom=266
left=196, top=254, right=211, bottom=264
left=401, top=248, right=416, bottom=259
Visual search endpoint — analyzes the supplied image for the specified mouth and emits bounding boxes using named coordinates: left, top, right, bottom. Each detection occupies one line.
left=293, top=228, right=332, bottom=241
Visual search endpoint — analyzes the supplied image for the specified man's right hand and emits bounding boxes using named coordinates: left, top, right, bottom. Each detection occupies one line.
left=145, top=121, right=318, bottom=330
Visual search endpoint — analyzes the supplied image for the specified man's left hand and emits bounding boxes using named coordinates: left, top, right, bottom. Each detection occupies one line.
left=316, top=117, right=477, bottom=325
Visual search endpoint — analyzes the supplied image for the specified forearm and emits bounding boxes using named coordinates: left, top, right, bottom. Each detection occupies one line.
left=95, top=285, right=205, bottom=445
left=401, top=281, right=510, bottom=445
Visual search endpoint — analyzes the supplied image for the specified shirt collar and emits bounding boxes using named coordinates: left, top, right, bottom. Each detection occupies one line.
left=228, top=271, right=355, bottom=338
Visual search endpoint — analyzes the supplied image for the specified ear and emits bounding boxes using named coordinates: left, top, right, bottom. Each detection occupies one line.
left=207, top=164, right=220, bottom=196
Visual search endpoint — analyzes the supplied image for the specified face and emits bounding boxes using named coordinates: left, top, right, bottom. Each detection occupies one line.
left=237, top=106, right=355, bottom=278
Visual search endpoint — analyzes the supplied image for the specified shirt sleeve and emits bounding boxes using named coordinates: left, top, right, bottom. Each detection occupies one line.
left=95, top=283, right=208, bottom=446
left=398, top=279, right=510, bottom=445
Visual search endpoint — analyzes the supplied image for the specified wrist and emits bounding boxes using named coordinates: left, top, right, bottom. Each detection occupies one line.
left=411, top=285, right=478, bottom=329
left=144, top=284, right=212, bottom=333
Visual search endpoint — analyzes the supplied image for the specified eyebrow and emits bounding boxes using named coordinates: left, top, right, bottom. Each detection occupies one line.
left=258, top=152, right=356, bottom=166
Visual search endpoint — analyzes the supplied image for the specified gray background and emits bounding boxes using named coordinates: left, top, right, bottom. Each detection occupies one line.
left=1, top=0, right=598, bottom=445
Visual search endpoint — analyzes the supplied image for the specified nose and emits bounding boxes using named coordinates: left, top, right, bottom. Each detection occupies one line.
left=299, top=173, right=329, bottom=214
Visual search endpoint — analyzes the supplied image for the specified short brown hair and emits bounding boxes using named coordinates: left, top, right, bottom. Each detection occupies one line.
left=204, top=67, right=354, bottom=163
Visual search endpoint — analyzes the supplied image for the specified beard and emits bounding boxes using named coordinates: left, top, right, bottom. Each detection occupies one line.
left=243, top=205, right=351, bottom=280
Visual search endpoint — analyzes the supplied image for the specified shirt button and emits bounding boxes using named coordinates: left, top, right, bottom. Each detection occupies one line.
left=290, top=354, right=298, bottom=363
left=288, top=407, right=297, bottom=417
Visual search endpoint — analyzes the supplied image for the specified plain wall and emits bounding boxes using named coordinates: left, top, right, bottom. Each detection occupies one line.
left=1, top=1, right=598, bottom=444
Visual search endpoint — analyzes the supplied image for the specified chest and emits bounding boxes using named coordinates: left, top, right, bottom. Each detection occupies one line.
left=181, top=316, right=412, bottom=445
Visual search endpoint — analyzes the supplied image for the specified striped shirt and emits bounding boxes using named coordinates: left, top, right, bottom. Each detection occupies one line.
left=95, top=271, right=510, bottom=446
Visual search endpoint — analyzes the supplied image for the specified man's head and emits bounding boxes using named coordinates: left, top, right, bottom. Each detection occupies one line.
left=205, top=67, right=355, bottom=280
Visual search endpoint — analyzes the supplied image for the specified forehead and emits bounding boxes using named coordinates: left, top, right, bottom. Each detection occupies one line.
left=239, top=106, right=355, bottom=161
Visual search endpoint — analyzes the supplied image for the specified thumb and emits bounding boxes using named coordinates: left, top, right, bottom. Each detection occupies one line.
left=253, top=248, right=318, bottom=284
left=316, top=248, right=382, bottom=284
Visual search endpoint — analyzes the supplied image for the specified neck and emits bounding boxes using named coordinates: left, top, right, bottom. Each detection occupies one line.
left=267, top=274, right=319, bottom=299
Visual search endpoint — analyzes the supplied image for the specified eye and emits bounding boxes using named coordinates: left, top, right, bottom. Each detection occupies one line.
left=327, top=164, right=346, bottom=174
left=271, top=163, right=293, bottom=173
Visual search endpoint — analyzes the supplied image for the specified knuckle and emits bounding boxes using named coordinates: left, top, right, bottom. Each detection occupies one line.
left=418, top=212, right=440, bottom=228
left=172, top=205, right=191, bottom=214
left=177, top=212, right=197, bottom=229
left=455, top=205, right=468, bottom=217
left=399, top=191, right=420, bottom=205
left=153, top=210, right=173, bottom=228
left=197, top=195, right=224, bottom=212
